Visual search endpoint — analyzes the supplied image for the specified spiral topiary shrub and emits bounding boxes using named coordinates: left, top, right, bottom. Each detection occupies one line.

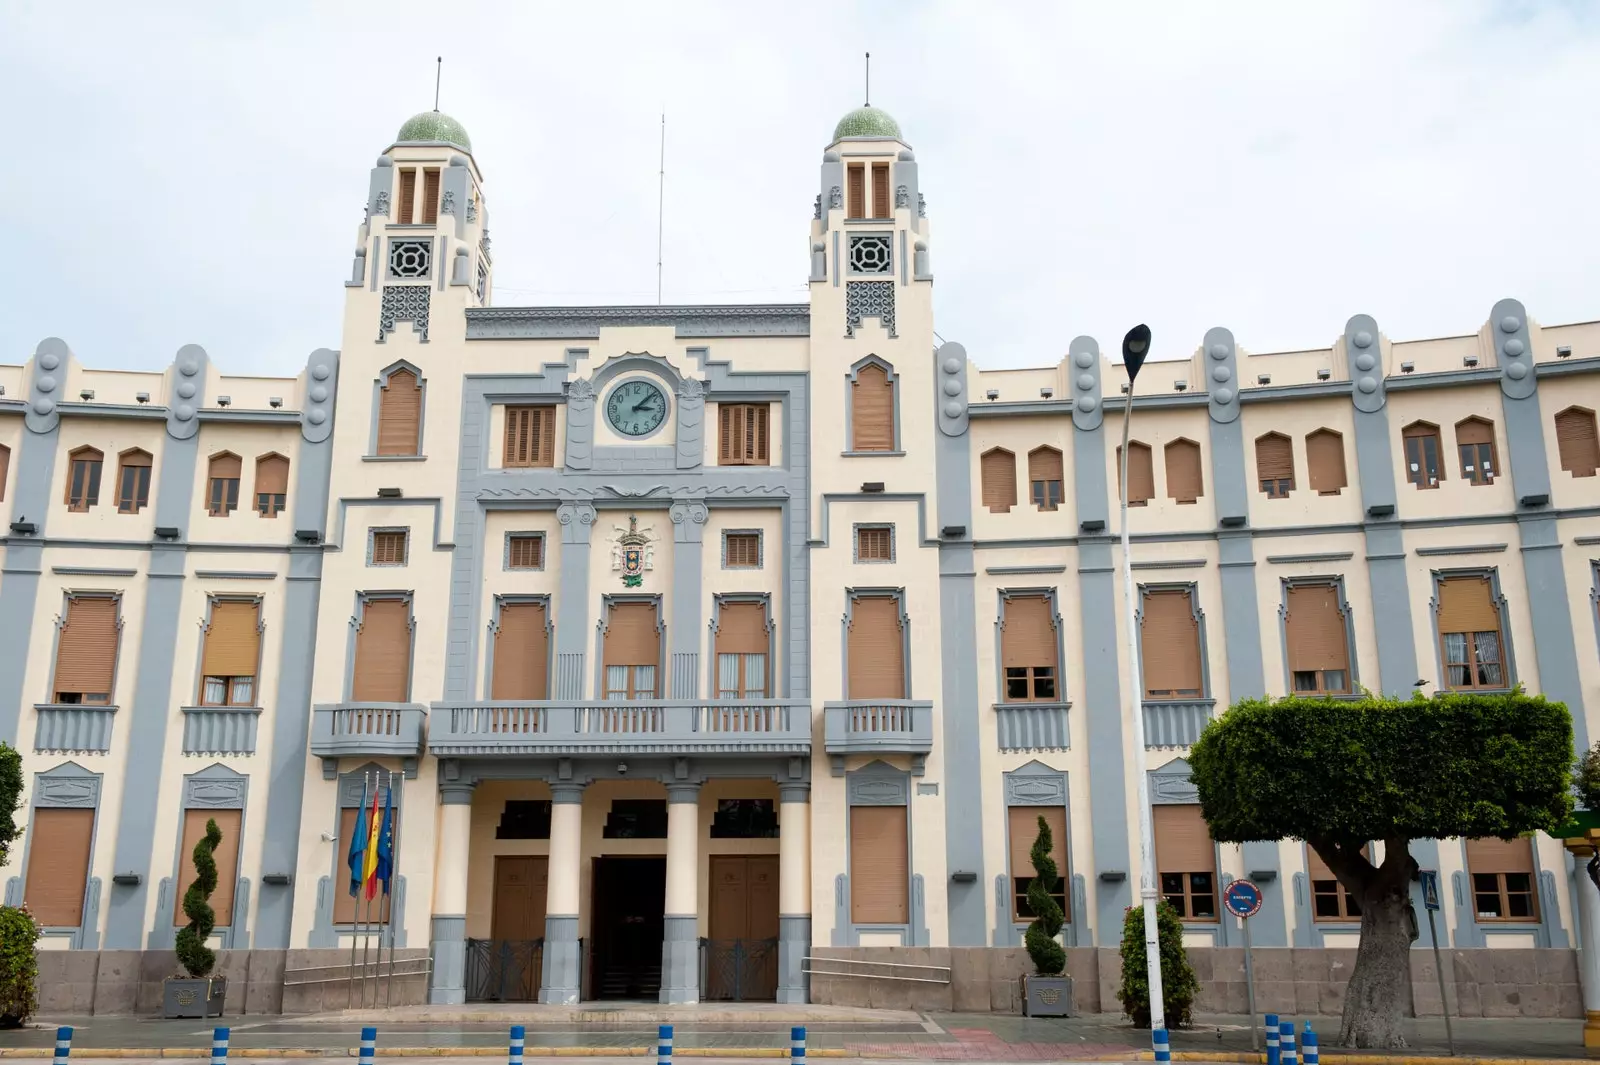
left=0, top=904, right=40, bottom=1028
left=1023, top=814, right=1066, bottom=976
left=174, top=818, right=222, bottom=979
left=1117, top=900, right=1198, bottom=1029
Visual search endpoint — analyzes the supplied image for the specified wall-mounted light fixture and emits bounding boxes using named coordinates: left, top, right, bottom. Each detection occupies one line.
left=986, top=389, right=999, bottom=400
left=1316, top=368, right=1331, bottom=381
left=1173, top=380, right=1188, bottom=392
left=1257, top=374, right=1271, bottom=385
left=1039, top=387, right=1053, bottom=399
left=1400, top=362, right=1415, bottom=374
left=269, top=396, right=283, bottom=408
left=135, top=392, right=149, bottom=403
left=1557, top=346, right=1573, bottom=358
left=1463, top=354, right=1478, bottom=368
left=216, top=395, right=232, bottom=407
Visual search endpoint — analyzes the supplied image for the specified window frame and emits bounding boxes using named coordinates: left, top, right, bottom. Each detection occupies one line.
left=1254, top=431, right=1296, bottom=499
left=49, top=591, right=123, bottom=707
left=64, top=446, right=104, bottom=512
left=196, top=595, right=263, bottom=709
left=503, top=405, right=557, bottom=468
left=997, top=590, right=1063, bottom=705
left=253, top=452, right=289, bottom=518
left=721, top=529, right=763, bottom=570
left=504, top=532, right=546, bottom=571
left=1163, top=438, right=1204, bottom=504
left=1432, top=569, right=1514, bottom=693
left=115, top=448, right=153, bottom=514
left=597, top=595, right=664, bottom=704
left=718, top=403, right=771, bottom=466
left=1403, top=421, right=1444, bottom=490
left=1306, top=843, right=1368, bottom=923
left=1554, top=405, right=1599, bottom=478
left=1137, top=583, right=1209, bottom=701
left=853, top=523, right=895, bottom=564
left=369, top=528, right=410, bottom=567
left=1280, top=576, right=1357, bottom=697
left=1027, top=446, right=1064, bottom=512
left=371, top=362, right=426, bottom=459
left=1305, top=428, right=1348, bottom=496
left=1463, top=836, right=1540, bottom=924
left=1454, top=417, right=1499, bottom=486
left=710, top=594, right=774, bottom=701
left=845, top=355, right=900, bottom=454
left=206, top=451, right=242, bottom=518
left=346, top=592, right=415, bottom=703
left=1117, top=440, right=1155, bottom=507
left=980, top=447, right=1018, bottom=514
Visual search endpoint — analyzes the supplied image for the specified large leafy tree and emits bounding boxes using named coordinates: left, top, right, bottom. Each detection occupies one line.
left=0, top=744, right=20, bottom=868
left=1189, top=692, right=1573, bottom=1049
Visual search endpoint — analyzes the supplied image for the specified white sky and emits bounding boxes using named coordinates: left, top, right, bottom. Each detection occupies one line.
left=2, top=1, right=1597, bottom=376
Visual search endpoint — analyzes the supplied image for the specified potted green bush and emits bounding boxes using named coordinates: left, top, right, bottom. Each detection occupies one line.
left=1117, top=900, right=1198, bottom=1028
left=1020, top=814, right=1073, bottom=1016
left=163, top=818, right=227, bottom=1019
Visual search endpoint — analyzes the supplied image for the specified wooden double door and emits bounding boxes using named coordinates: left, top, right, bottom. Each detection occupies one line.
left=705, top=855, right=780, bottom=1001
left=482, top=856, right=548, bottom=1001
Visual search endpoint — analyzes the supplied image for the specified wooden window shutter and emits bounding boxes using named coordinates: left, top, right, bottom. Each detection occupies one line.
left=0, top=444, right=9, bottom=502
left=174, top=808, right=241, bottom=927
left=202, top=601, right=260, bottom=681
left=981, top=449, right=1017, bottom=513
left=719, top=405, right=769, bottom=465
left=849, top=805, right=908, bottom=923
left=23, top=808, right=94, bottom=926
left=847, top=164, right=866, bottom=218
left=1141, top=589, right=1202, bottom=696
left=1008, top=805, right=1068, bottom=880
left=1465, top=836, right=1535, bottom=875
left=372, top=530, right=407, bottom=565
left=1556, top=407, right=1599, bottom=477
left=397, top=169, right=417, bottom=224
left=1456, top=418, right=1493, bottom=447
left=856, top=526, right=892, bottom=561
left=1029, top=447, right=1063, bottom=484
left=377, top=369, right=422, bottom=456
left=1284, top=584, right=1349, bottom=674
left=604, top=602, right=660, bottom=667
left=1153, top=804, right=1214, bottom=874
left=422, top=169, right=441, bottom=224
left=255, top=454, right=288, bottom=495
left=1118, top=442, right=1155, bottom=504
left=352, top=598, right=411, bottom=702
left=724, top=532, right=760, bottom=568
left=1306, top=430, right=1348, bottom=494
left=715, top=602, right=768, bottom=656
left=209, top=452, right=241, bottom=481
left=851, top=364, right=895, bottom=451
left=872, top=162, right=891, bottom=218
left=1437, top=576, right=1498, bottom=633
left=1256, top=434, right=1294, bottom=486
left=507, top=535, right=544, bottom=569
left=492, top=602, right=549, bottom=700
left=504, top=407, right=555, bottom=467
left=1002, top=595, right=1056, bottom=670
left=847, top=595, right=905, bottom=699
left=1165, top=439, right=1204, bottom=502
left=333, top=805, right=397, bottom=924
left=54, top=596, right=119, bottom=700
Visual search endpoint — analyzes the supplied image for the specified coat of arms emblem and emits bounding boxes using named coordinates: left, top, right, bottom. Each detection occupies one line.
left=611, top=514, right=655, bottom=588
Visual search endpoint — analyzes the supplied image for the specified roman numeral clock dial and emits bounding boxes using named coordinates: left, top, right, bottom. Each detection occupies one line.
left=605, top=379, right=669, bottom=438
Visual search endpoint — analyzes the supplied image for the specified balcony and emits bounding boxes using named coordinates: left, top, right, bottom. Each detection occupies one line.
left=311, top=703, right=427, bottom=777
left=33, top=704, right=117, bottom=754
left=1142, top=699, right=1217, bottom=749
left=993, top=702, right=1071, bottom=752
left=181, top=706, right=262, bottom=756
left=426, top=700, right=811, bottom=757
left=822, top=700, right=934, bottom=776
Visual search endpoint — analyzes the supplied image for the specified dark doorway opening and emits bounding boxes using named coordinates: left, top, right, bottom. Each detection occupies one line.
left=589, top=856, right=666, bottom=1000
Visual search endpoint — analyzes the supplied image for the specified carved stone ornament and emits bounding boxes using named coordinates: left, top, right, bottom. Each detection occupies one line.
left=917, top=192, right=927, bottom=218
left=845, top=280, right=896, bottom=338
left=568, top=377, right=596, bottom=400
left=829, top=185, right=842, bottom=209
left=677, top=377, right=705, bottom=400
left=611, top=514, right=656, bottom=588
left=440, top=189, right=457, bottom=215
left=378, top=285, right=430, bottom=343
left=466, top=196, right=479, bottom=222
left=373, top=190, right=391, bottom=216
left=894, top=184, right=909, bottom=208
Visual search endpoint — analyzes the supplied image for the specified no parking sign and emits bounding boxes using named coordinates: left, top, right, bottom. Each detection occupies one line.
left=1224, top=878, right=1264, bottom=920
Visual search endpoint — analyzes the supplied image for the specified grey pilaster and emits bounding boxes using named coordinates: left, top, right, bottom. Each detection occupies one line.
left=660, top=782, right=701, bottom=1004
left=367, top=156, right=393, bottom=219
left=442, top=155, right=470, bottom=240
left=427, top=781, right=475, bottom=1005
left=776, top=781, right=810, bottom=1004
left=895, top=150, right=921, bottom=235
left=933, top=342, right=985, bottom=946
left=1492, top=300, right=1552, bottom=505
left=564, top=379, right=594, bottom=470
left=540, top=781, right=585, bottom=1005
left=675, top=379, right=705, bottom=470
left=1204, top=328, right=1247, bottom=522
left=555, top=503, right=597, bottom=698
left=668, top=501, right=708, bottom=698
left=819, top=151, right=843, bottom=233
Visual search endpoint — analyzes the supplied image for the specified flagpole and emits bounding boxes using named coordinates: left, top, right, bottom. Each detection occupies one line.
left=384, top=769, right=399, bottom=1008
left=360, top=775, right=378, bottom=1008
left=347, top=769, right=369, bottom=1009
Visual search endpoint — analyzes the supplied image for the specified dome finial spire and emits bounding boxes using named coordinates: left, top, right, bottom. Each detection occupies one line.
left=864, top=51, right=871, bottom=107
left=434, top=56, right=442, bottom=112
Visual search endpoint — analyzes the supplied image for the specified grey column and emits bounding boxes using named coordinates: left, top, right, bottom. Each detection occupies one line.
left=427, top=781, right=475, bottom=1005
left=553, top=504, right=597, bottom=698
left=660, top=782, right=701, bottom=1004
left=668, top=501, right=707, bottom=699
left=540, top=781, right=586, bottom=1004
left=775, top=781, right=811, bottom=1003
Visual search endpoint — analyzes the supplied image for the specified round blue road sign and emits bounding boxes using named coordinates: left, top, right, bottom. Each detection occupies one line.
left=1223, top=878, right=1263, bottom=919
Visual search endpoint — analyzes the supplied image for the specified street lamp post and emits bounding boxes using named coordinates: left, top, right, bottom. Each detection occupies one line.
left=1117, top=324, right=1166, bottom=1037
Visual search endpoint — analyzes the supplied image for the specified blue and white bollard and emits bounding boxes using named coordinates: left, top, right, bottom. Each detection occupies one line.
left=211, top=1027, right=229, bottom=1065
left=53, top=1026, right=72, bottom=1065
left=790, top=1026, right=806, bottom=1065
left=359, top=1026, right=377, bottom=1065
left=509, top=1025, right=525, bottom=1065
left=1301, top=1022, right=1318, bottom=1065
left=1265, top=1014, right=1280, bottom=1065
left=658, top=1024, right=673, bottom=1065
left=1151, top=1027, right=1170, bottom=1062
left=1279, top=1020, right=1296, bottom=1065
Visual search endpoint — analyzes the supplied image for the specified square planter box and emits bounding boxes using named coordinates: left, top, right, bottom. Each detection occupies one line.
left=1023, top=974, right=1073, bottom=1017
left=164, top=977, right=226, bottom=1019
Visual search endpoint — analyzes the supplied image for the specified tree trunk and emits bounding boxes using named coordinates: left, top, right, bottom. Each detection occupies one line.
left=1327, top=837, right=1417, bottom=1049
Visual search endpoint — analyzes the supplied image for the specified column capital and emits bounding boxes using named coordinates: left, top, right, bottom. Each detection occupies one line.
left=550, top=782, right=587, bottom=804
left=666, top=782, right=702, bottom=804
left=778, top=782, right=811, bottom=804
left=439, top=781, right=477, bottom=805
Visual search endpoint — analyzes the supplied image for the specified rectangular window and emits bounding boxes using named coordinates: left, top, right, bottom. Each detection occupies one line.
left=1154, top=803, right=1216, bottom=921
left=1465, top=837, right=1538, bottom=922
left=66, top=451, right=103, bottom=512
left=117, top=452, right=152, bottom=513
left=855, top=525, right=893, bottom=562
left=710, top=798, right=778, bottom=839
left=849, top=805, right=908, bottom=923
left=421, top=168, right=441, bottom=225
left=23, top=807, right=94, bottom=927
left=1404, top=425, right=1443, bottom=489
left=871, top=162, right=891, bottom=218
left=715, top=601, right=768, bottom=699
left=718, top=404, right=770, bottom=465
left=1002, top=594, right=1058, bottom=702
left=1307, top=845, right=1364, bottom=921
left=1437, top=575, right=1506, bottom=690
left=52, top=596, right=119, bottom=705
left=504, top=406, right=556, bottom=467
left=1028, top=448, right=1064, bottom=511
left=371, top=530, right=408, bottom=566
left=1009, top=805, right=1068, bottom=922
left=507, top=534, right=544, bottom=570
left=723, top=531, right=761, bottom=569
left=333, top=802, right=397, bottom=924
left=1140, top=588, right=1203, bottom=698
left=846, top=163, right=866, bottom=219
left=602, top=601, right=659, bottom=701
left=200, top=600, right=260, bottom=707
left=174, top=808, right=241, bottom=927
left=850, top=364, right=895, bottom=451
left=397, top=168, right=417, bottom=224
left=846, top=595, right=905, bottom=699
left=351, top=598, right=411, bottom=702
left=491, top=601, right=549, bottom=701
left=255, top=454, right=289, bottom=517
left=1284, top=582, right=1351, bottom=695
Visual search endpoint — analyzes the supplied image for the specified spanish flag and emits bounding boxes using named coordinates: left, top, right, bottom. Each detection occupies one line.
left=361, top=782, right=382, bottom=900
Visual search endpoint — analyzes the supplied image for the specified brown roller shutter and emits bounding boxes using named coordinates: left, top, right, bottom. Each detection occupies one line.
left=1029, top=447, right=1063, bottom=484
left=352, top=598, right=411, bottom=702
left=847, top=595, right=905, bottom=699
left=1118, top=442, right=1155, bottom=504
left=1556, top=407, right=1599, bottom=477
left=333, top=805, right=397, bottom=924
left=0, top=444, right=9, bottom=502
left=1002, top=595, right=1056, bottom=670
left=850, top=805, right=908, bottom=923
left=1165, top=440, right=1204, bottom=503
left=1256, top=434, right=1294, bottom=485
left=209, top=453, right=241, bottom=480
left=1456, top=419, right=1493, bottom=446
left=871, top=162, right=890, bottom=218
left=604, top=602, right=659, bottom=666
left=1008, top=805, right=1067, bottom=879
left=1306, top=430, right=1348, bottom=494
left=1285, top=584, right=1348, bottom=673
left=715, top=601, right=768, bottom=656
left=1141, top=589, right=1202, bottom=696
left=54, top=596, right=120, bottom=701
left=492, top=602, right=549, bottom=700
left=24, top=808, right=94, bottom=926
left=847, top=164, right=866, bottom=219
left=201, top=601, right=260, bottom=680
left=1437, top=576, right=1498, bottom=633
left=397, top=169, right=417, bottom=224
left=981, top=449, right=1017, bottom=512
left=377, top=369, right=422, bottom=456
left=1153, top=804, right=1214, bottom=874
left=505, top=407, right=555, bottom=467
left=1465, top=836, right=1535, bottom=874
left=255, top=454, right=289, bottom=495
left=174, top=808, right=242, bottom=927
left=851, top=365, right=894, bottom=451
left=422, top=169, right=441, bottom=225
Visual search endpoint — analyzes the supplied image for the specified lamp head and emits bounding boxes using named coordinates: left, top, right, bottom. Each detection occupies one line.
left=1122, top=324, right=1151, bottom=382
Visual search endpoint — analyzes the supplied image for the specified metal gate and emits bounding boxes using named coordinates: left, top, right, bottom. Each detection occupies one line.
left=700, top=937, right=778, bottom=1002
left=465, top=938, right=543, bottom=1002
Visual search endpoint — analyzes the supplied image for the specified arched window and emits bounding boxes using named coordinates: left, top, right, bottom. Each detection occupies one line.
left=65, top=446, right=103, bottom=512
left=1555, top=406, right=1599, bottom=478
left=1028, top=447, right=1063, bottom=512
left=1117, top=441, right=1154, bottom=506
left=376, top=367, right=423, bottom=456
left=116, top=448, right=153, bottom=514
left=1254, top=433, right=1294, bottom=498
left=849, top=361, right=896, bottom=452
left=255, top=453, right=290, bottom=517
left=207, top=452, right=241, bottom=517
left=980, top=448, right=1017, bottom=513
left=1305, top=429, right=1347, bottom=495
left=1454, top=417, right=1498, bottom=486
left=1164, top=439, right=1204, bottom=504
left=1402, top=421, right=1443, bottom=489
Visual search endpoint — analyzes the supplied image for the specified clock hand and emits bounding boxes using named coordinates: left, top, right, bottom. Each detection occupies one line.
left=631, top=399, right=658, bottom=412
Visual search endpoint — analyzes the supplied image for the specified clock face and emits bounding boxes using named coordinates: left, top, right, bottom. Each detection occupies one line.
left=605, top=379, right=669, bottom=437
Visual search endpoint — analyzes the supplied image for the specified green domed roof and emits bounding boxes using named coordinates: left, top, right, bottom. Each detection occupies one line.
left=833, top=106, right=901, bottom=141
left=396, top=110, right=472, bottom=151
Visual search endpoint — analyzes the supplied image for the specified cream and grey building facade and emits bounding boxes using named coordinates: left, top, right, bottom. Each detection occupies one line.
left=3, top=103, right=1600, bottom=1008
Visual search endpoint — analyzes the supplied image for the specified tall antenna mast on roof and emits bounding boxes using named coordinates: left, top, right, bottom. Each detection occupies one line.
left=865, top=52, right=871, bottom=106
left=656, top=112, right=666, bottom=305
left=434, top=57, right=442, bottom=111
